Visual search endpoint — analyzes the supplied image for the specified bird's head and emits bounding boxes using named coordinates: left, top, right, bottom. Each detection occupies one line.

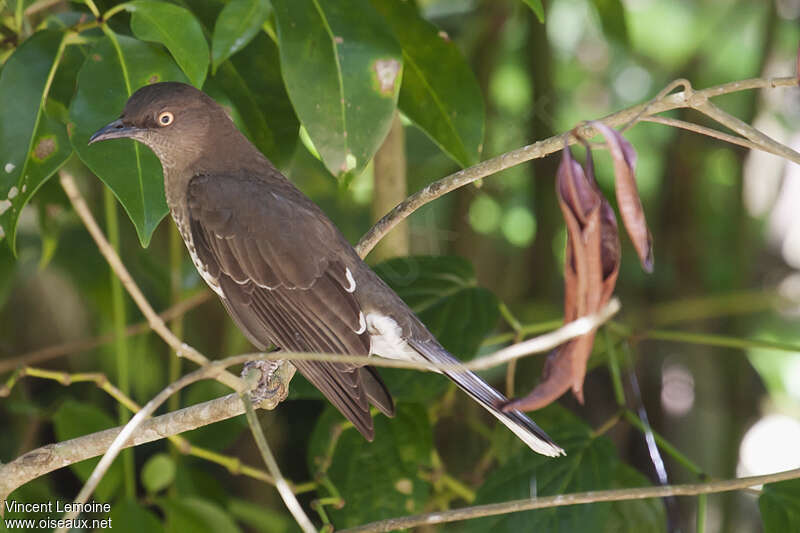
left=89, top=82, right=237, bottom=171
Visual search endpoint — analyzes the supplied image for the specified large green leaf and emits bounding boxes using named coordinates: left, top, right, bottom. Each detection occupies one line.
left=605, top=463, right=666, bottom=533
left=308, top=404, right=432, bottom=528
left=110, top=499, right=165, bottom=533
left=52, top=400, right=123, bottom=501
left=760, top=478, right=800, bottom=532
left=209, top=32, right=299, bottom=168
left=0, top=30, right=72, bottom=253
left=125, top=0, right=209, bottom=88
left=69, top=32, right=188, bottom=246
left=161, top=497, right=242, bottom=533
left=273, top=0, right=402, bottom=179
left=371, top=0, right=484, bottom=167
left=211, top=0, right=271, bottom=73
left=372, top=255, right=500, bottom=400
left=227, top=499, right=296, bottom=533
left=459, top=412, right=618, bottom=532
left=374, top=255, right=499, bottom=357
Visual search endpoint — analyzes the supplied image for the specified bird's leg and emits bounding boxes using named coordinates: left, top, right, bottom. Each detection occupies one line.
left=241, top=355, right=296, bottom=409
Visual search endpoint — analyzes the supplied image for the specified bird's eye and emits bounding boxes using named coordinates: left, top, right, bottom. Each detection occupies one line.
left=158, top=111, right=174, bottom=126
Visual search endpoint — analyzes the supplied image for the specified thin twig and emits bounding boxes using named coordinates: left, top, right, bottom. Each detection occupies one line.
left=241, top=387, right=316, bottom=533
left=0, top=391, right=246, bottom=501
left=0, top=292, right=210, bottom=374
left=341, top=467, right=800, bottom=533
left=640, top=116, right=783, bottom=155
left=59, top=170, right=245, bottom=391
left=356, top=76, right=798, bottom=256
left=0, top=366, right=285, bottom=489
left=55, top=353, right=258, bottom=529
left=692, top=98, right=800, bottom=164
left=466, top=298, right=620, bottom=371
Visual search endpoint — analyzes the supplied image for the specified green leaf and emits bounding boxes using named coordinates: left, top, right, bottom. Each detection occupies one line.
left=373, top=255, right=500, bottom=400
left=371, top=0, right=484, bottom=167
left=589, top=0, right=629, bottom=44
left=760, top=478, right=800, bottom=532
left=69, top=32, right=188, bottom=247
left=110, top=499, right=165, bottom=533
left=142, top=453, right=177, bottom=493
left=273, top=0, right=402, bottom=179
left=308, top=404, right=432, bottom=528
left=125, top=0, right=209, bottom=88
left=0, top=30, right=72, bottom=253
left=374, top=256, right=499, bottom=357
left=52, top=400, right=123, bottom=501
left=211, top=0, right=271, bottom=73
left=605, top=463, right=666, bottom=533
left=227, top=498, right=296, bottom=533
left=521, top=0, right=545, bottom=23
left=161, top=497, right=242, bottom=533
left=460, top=413, right=618, bottom=532
left=208, top=32, right=299, bottom=168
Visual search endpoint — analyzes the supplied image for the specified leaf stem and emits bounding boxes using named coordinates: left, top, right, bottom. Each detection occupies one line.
left=604, top=328, right=626, bottom=406
left=103, top=187, right=134, bottom=498
left=623, top=410, right=704, bottom=477
left=82, top=0, right=101, bottom=18
left=241, top=394, right=316, bottom=533
left=696, top=493, right=707, bottom=533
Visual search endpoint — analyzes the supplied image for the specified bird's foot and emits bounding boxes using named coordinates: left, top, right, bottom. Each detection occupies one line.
left=241, top=358, right=296, bottom=409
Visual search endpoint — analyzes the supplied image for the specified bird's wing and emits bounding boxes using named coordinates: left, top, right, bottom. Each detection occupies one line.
left=186, top=173, right=392, bottom=440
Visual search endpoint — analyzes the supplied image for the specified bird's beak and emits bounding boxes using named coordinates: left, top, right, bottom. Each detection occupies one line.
left=89, top=118, right=140, bottom=144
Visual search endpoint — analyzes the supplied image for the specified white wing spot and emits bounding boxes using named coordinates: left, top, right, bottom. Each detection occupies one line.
left=4, top=163, right=14, bottom=173
left=344, top=267, right=356, bottom=292
left=0, top=199, right=11, bottom=215
left=366, top=313, right=430, bottom=366
left=7, top=186, right=18, bottom=199
left=354, top=312, right=366, bottom=334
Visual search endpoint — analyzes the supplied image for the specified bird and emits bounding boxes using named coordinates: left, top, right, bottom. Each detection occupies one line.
left=89, top=81, right=564, bottom=457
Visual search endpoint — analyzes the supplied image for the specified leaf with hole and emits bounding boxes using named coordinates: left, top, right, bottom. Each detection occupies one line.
left=273, top=0, right=402, bottom=179
left=371, top=0, right=484, bottom=167
left=0, top=30, right=72, bottom=253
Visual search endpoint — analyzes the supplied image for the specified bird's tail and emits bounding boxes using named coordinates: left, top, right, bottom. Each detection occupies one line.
left=410, top=340, right=565, bottom=457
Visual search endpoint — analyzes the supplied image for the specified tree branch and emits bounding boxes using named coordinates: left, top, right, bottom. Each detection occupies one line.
left=0, top=390, right=245, bottom=501
left=341, top=467, right=800, bottom=533
left=55, top=353, right=292, bottom=528
left=356, top=76, right=798, bottom=257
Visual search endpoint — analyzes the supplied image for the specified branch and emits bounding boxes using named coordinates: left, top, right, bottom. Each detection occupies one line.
left=0, top=390, right=246, bottom=501
left=56, top=352, right=292, bottom=528
left=241, top=384, right=316, bottom=533
left=356, top=76, right=798, bottom=257
left=341, top=467, right=800, bottom=533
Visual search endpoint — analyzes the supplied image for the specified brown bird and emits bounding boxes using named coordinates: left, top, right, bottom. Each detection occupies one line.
left=90, top=82, right=564, bottom=457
